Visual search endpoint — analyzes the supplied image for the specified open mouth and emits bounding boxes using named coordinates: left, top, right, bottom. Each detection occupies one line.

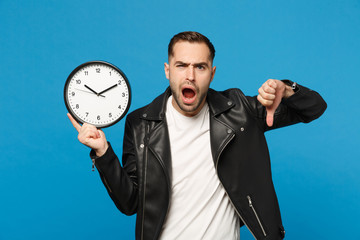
left=183, top=88, right=195, bottom=98
left=181, top=86, right=196, bottom=104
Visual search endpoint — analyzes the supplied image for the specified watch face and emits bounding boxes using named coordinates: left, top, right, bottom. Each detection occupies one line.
left=64, top=61, right=131, bottom=128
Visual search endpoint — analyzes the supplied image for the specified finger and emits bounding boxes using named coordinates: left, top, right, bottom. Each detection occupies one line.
left=266, top=108, right=274, bottom=127
left=85, top=129, right=100, bottom=140
left=258, top=87, right=276, bottom=101
left=98, top=129, right=106, bottom=139
left=267, top=79, right=278, bottom=89
left=85, top=124, right=101, bottom=138
left=95, top=129, right=101, bottom=138
left=258, top=96, right=275, bottom=127
left=263, top=81, right=276, bottom=94
left=257, top=94, right=274, bottom=107
left=79, top=123, right=100, bottom=139
left=67, top=113, right=81, bottom=132
left=78, top=127, right=101, bottom=144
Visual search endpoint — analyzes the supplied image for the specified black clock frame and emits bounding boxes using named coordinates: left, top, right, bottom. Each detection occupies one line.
left=64, top=60, right=132, bottom=128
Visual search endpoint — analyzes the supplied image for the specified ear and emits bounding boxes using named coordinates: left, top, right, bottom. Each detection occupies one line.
left=210, top=66, right=216, bottom=82
left=164, top=62, right=170, bottom=80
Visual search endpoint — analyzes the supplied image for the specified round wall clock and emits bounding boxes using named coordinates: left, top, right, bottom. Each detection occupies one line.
left=64, top=61, right=131, bottom=128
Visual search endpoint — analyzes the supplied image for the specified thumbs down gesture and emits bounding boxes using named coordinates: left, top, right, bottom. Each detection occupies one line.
left=257, top=79, right=295, bottom=127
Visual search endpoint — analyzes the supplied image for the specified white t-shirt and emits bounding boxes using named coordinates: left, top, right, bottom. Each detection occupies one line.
left=160, top=96, right=240, bottom=240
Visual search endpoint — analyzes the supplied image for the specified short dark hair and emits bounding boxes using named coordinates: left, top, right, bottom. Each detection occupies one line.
left=168, top=31, right=215, bottom=61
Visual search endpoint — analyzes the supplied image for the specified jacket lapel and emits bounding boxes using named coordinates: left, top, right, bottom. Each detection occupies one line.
left=147, top=121, right=172, bottom=182
left=207, top=89, right=236, bottom=166
left=140, top=88, right=173, bottom=182
left=209, top=116, right=235, bottom=167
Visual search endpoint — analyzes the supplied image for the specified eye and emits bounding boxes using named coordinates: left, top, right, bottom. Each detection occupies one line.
left=197, top=65, right=205, bottom=70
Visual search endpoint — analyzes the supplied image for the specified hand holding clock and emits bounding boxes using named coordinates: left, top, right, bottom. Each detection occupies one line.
left=65, top=61, right=131, bottom=158
left=67, top=113, right=109, bottom=157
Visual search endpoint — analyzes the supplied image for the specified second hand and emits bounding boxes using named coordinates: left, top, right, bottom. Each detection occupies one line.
left=74, top=88, right=105, bottom=98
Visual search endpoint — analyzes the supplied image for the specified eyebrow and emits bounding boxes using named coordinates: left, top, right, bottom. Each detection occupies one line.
left=174, top=61, right=210, bottom=67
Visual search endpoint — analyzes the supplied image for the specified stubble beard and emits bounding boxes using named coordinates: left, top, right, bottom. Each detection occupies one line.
left=170, top=83, right=207, bottom=116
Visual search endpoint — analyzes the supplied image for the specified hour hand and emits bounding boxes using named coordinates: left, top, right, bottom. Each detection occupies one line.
left=84, top=84, right=100, bottom=95
left=98, top=84, right=118, bottom=95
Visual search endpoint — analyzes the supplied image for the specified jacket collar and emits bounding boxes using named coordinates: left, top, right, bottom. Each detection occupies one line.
left=207, top=88, right=235, bottom=116
left=140, top=87, right=235, bottom=120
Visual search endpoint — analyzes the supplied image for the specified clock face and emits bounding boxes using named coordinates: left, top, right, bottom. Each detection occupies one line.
left=64, top=61, right=131, bottom=128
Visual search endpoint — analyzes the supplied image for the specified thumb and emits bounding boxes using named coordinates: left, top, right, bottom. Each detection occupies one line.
left=266, top=107, right=275, bottom=127
left=98, top=129, right=107, bottom=140
left=265, top=85, right=284, bottom=127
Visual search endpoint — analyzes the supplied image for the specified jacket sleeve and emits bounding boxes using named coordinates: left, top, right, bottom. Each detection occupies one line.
left=91, top=116, right=138, bottom=216
left=246, top=80, right=327, bottom=132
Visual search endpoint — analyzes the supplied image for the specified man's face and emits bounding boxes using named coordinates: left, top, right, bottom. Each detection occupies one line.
left=164, top=41, right=216, bottom=117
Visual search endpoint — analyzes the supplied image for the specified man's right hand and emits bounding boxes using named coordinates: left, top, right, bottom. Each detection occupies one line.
left=67, top=113, right=109, bottom=157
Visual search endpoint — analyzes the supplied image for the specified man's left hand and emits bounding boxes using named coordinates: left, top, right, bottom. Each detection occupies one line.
left=257, top=79, right=295, bottom=127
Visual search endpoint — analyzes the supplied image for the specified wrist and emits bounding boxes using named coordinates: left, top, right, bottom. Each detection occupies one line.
left=95, top=142, right=109, bottom=157
left=283, top=85, right=295, bottom=98
left=281, top=80, right=297, bottom=99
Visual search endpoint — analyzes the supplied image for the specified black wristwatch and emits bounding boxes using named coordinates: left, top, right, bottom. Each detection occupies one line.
left=282, top=79, right=299, bottom=92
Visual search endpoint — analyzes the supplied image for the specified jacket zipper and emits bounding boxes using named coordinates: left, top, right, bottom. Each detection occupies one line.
left=141, top=124, right=150, bottom=240
left=247, top=195, right=267, bottom=237
left=215, top=131, right=258, bottom=240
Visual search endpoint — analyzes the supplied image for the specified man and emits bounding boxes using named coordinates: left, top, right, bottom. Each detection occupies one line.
left=68, top=31, right=326, bottom=239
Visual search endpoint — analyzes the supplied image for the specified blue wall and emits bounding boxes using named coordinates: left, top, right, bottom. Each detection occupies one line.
left=1, top=0, right=359, bottom=239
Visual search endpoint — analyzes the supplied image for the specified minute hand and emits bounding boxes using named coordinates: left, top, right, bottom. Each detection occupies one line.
left=98, top=84, right=118, bottom=95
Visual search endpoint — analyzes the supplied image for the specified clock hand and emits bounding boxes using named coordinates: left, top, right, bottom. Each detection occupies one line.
left=84, top=84, right=100, bottom=96
left=75, top=88, right=105, bottom=97
left=98, top=84, right=118, bottom=95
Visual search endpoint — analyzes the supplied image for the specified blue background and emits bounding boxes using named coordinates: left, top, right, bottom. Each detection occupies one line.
left=1, top=0, right=359, bottom=239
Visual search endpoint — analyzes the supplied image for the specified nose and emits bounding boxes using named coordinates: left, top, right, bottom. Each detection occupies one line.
left=186, top=66, right=195, bottom=81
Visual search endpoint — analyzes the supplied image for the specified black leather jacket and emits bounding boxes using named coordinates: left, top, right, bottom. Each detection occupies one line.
left=93, top=81, right=326, bottom=240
